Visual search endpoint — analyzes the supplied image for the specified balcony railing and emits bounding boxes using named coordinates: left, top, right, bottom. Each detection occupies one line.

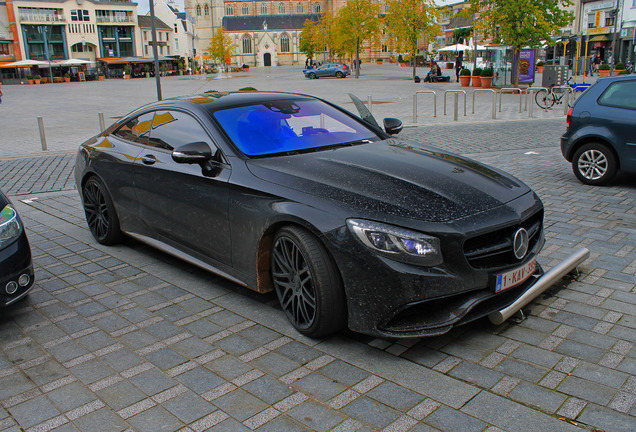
left=96, top=16, right=134, bottom=23
left=19, top=13, right=66, bottom=22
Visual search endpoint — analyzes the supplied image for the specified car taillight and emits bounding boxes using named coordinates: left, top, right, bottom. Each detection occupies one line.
left=566, top=108, right=573, bottom=128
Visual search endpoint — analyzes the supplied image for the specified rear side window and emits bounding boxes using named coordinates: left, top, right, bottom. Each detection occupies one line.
left=598, top=80, right=636, bottom=110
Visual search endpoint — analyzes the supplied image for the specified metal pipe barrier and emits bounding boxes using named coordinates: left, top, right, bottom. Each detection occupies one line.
left=489, top=247, right=589, bottom=325
left=552, top=86, right=575, bottom=115
left=99, top=112, right=106, bottom=132
left=525, top=87, right=548, bottom=118
left=472, top=89, right=497, bottom=119
left=498, top=88, right=523, bottom=113
left=413, top=91, right=437, bottom=123
left=443, top=90, right=466, bottom=120
left=37, top=117, right=48, bottom=151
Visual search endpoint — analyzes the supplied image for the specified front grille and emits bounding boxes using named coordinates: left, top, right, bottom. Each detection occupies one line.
left=463, top=210, right=543, bottom=270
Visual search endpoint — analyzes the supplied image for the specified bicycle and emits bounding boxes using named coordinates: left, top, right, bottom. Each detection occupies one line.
left=534, top=77, right=591, bottom=110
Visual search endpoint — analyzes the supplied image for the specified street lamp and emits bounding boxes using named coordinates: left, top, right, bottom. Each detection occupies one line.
left=37, top=25, right=54, bottom=83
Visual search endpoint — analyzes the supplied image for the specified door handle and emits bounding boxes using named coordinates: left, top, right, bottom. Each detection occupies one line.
left=142, top=154, right=157, bottom=165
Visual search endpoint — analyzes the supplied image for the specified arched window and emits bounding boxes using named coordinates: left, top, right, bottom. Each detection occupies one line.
left=313, top=3, right=320, bottom=13
left=280, top=33, right=290, bottom=52
left=226, top=4, right=233, bottom=15
left=204, top=4, right=209, bottom=15
left=279, top=3, right=285, bottom=14
left=260, top=4, right=267, bottom=14
left=296, top=2, right=303, bottom=13
left=242, top=35, right=252, bottom=53
left=196, top=4, right=201, bottom=15
left=242, top=4, right=249, bottom=14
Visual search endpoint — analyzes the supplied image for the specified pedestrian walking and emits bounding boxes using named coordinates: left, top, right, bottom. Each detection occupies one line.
left=593, top=54, right=601, bottom=75
left=455, top=54, right=463, bottom=82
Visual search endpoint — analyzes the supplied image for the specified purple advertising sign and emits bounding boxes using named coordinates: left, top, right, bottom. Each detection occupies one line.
left=513, top=49, right=535, bottom=83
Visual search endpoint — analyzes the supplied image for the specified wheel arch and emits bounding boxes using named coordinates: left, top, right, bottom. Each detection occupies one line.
left=568, top=136, right=620, bottom=170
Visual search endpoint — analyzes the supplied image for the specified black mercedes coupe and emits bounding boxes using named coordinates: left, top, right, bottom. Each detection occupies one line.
left=75, top=91, right=550, bottom=338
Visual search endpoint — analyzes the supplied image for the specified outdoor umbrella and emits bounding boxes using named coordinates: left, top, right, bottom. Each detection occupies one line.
left=438, top=44, right=471, bottom=52
left=4, top=59, right=50, bottom=67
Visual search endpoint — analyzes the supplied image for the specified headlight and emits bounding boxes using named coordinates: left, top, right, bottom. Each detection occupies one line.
left=347, top=219, right=442, bottom=266
left=0, top=204, right=23, bottom=249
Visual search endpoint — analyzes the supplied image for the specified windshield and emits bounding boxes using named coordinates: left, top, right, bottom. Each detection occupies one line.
left=212, top=99, right=378, bottom=156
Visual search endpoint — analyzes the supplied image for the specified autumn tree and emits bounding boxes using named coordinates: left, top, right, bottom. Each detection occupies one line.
left=335, top=0, right=383, bottom=78
left=299, top=19, right=320, bottom=61
left=316, top=7, right=338, bottom=63
left=208, top=26, right=235, bottom=69
left=385, top=0, right=440, bottom=79
left=469, top=0, right=574, bottom=86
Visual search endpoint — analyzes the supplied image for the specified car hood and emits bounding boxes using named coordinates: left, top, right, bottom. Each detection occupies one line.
left=246, top=139, right=531, bottom=222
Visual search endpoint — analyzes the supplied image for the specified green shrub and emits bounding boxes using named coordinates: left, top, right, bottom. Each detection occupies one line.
left=33, top=74, right=41, bottom=79
left=27, top=75, right=34, bottom=80
left=615, top=62, right=625, bottom=70
left=459, top=68, right=471, bottom=76
left=537, top=61, right=545, bottom=67
left=472, top=67, right=482, bottom=76
left=618, top=70, right=628, bottom=75
left=480, top=69, right=493, bottom=77
left=599, top=63, right=610, bottom=70
left=239, top=87, right=257, bottom=91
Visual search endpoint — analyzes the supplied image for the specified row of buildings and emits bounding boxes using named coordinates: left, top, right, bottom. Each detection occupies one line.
left=1, top=0, right=635, bottom=78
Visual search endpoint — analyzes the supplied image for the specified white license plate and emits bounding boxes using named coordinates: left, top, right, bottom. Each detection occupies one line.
left=495, top=258, right=537, bottom=293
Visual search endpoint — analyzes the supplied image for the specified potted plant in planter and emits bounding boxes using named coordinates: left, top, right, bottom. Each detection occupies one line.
left=27, top=74, right=35, bottom=85
left=64, top=73, right=71, bottom=83
left=472, top=67, right=482, bottom=87
left=144, top=64, right=150, bottom=78
left=242, top=64, right=250, bottom=72
left=480, top=69, right=494, bottom=88
left=536, top=61, right=545, bottom=74
left=376, top=58, right=383, bottom=64
left=98, top=72, right=104, bottom=81
left=123, top=64, right=132, bottom=79
left=615, top=62, right=625, bottom=73
left=459, top=68, right=471, bottom=86
left=33, top=74, right=41, bottom=84
left=599, top=63, right=610, bottom=77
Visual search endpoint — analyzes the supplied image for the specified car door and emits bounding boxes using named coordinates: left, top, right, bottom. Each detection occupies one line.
left=596, top=79, right=636, bottom=172
left=316, top=64, right=333, bottom=77
left=95, top=111, right=153, bottom=232
left=132, top=109, right=232, bottom=267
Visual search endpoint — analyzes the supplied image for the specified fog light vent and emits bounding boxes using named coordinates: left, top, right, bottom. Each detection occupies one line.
left=18, top=274, right=30, bottom=287
left=6, top=281, right=18, bottom=295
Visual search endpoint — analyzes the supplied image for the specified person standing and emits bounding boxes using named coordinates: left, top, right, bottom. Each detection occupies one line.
left=455, top=54, right=463, bottom=82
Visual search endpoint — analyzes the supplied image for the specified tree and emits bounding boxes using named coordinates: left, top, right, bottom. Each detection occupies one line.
left=208, top=26, right=235, bottom=69
left=385, top=0, right=440, bottom=79
left=299, top=19, right=320, bottom=61
left=335, top=0, right=383, bottom=78
left=469, top=0, right=574, bottom=87
left=316, top=7, right=338, bottom=63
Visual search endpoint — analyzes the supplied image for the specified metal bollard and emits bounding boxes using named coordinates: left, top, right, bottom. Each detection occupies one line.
left=552, top=86, right=574, bottom=115
left=453, top=93, right=458, bottom=121
left=98, top=112, right=106, bottom=132
left=498, top=88, right=522, bottom=113
left=37, top=116, right=48, bottom=151
left=472, top=89, right=497, bottom=119
left=443, top=90, right=467, bottom=118
left=525, top=87, right=548, bottom=118
left=412, top=91, right=437, bottom=122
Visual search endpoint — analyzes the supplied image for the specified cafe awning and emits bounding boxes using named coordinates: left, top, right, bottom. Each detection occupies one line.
left=589, top=35, right=610, bottom=42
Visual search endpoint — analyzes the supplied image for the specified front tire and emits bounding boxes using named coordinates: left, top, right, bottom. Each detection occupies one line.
left=82, top=176, right=124, bottom=245
left=271, top=226, right=346, bottom=338
left=535, top=89, right=553, bottom=109
left=572, top=143, right=617, bottom=185
left=308, top=72, right=317, bottom=79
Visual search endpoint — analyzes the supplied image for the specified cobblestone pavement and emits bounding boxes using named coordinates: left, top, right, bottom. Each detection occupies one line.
left=1, top=74, right=635, bottom=432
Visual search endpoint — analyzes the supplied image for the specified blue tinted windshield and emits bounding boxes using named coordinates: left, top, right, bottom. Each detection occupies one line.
left=213, top=99, right=377, bottom=156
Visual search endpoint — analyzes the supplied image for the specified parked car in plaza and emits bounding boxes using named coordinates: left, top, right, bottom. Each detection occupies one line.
left=0, top=188, right=34, bottom=306
left=561, top=75, right=636, bottom=185
left=304, top=63, right=351, bottom=79
left=75, top=91, right=560, bottom=338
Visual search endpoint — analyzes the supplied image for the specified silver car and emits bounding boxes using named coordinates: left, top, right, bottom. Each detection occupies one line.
left=304, top=63, right=351, bottom=79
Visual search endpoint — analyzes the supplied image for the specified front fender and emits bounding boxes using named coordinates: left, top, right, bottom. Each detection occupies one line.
left=563, top=124, right=619, bottom=161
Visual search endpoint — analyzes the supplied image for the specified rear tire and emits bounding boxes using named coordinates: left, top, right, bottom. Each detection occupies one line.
left=335, top=71, right=344, bottom=78
left=535, top=89, right=553, bottom=109
left=271, top=226, right=346, bottom=338
left=82, top=176, right=124, bottom=245
left=572, top=143, right=617, bottom=186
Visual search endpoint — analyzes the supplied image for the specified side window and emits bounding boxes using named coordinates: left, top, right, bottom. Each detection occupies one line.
left=147, top=110, right=215, bottom=151
left=113, top=111, right=155, bottom=145
left=598, top=81, right=636, bottom=110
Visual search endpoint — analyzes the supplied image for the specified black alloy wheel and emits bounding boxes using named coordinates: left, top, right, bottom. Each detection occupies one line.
left=271, top=226, right=346, bottom=337
left=572, top=143, right=617, bottom=186
left=335, top=71, right=344, bottom=78
left=82, top=176, right=124, bottom=245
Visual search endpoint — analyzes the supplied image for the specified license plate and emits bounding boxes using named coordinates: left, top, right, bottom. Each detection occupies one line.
left=495, top=258, right=537, bottom=293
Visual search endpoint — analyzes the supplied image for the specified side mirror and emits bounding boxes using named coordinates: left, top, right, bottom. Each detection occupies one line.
left=172, top=142, right=215, bottom=164
left=384, top=118, right=403, bottom=135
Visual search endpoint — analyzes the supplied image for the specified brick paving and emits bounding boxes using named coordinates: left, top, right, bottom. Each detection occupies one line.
left=0, top=68, right=634, bottom=432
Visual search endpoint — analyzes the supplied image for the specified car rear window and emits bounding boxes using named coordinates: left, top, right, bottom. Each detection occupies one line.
left=598, top=80, right=636, bottom=110
left=212, top=99, right=377, bottom=156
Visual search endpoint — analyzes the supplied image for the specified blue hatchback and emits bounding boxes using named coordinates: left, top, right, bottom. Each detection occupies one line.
left=560, top=74, right=636, bottom=185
